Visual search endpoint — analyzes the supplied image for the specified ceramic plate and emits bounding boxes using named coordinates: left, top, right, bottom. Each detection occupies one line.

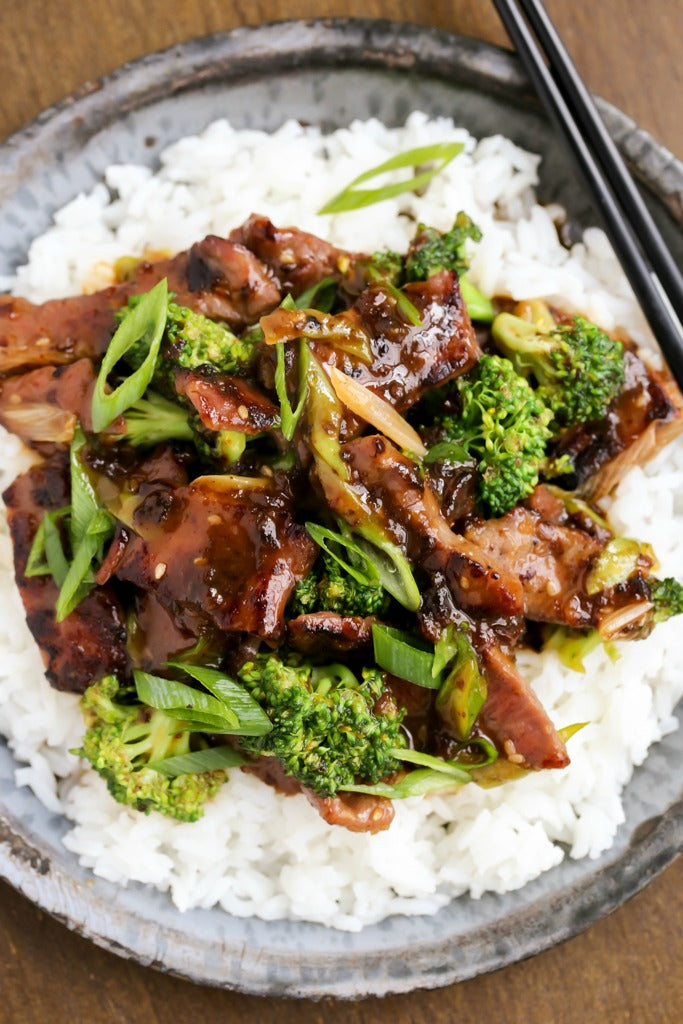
left=0, top=19, right=681, bottom=999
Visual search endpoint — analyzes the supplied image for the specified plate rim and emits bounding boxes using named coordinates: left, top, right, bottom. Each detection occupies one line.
left=0, top=17, right=681, bottom=999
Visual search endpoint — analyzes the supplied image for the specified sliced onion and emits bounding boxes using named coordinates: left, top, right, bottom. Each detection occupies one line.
left=1, top=403, right=76, bottom=443
left=327, top=366, right=427, bottom=456
left=190, top=474, right=272, bottom=492
left=598, top=601, right=653, bottom=640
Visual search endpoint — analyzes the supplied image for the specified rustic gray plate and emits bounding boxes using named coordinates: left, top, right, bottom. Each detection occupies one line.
left=0, top=19, right=681, bottom=1000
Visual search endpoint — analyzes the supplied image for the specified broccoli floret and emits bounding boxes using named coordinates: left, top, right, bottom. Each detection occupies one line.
left=119, top=297, right=256, bottom=382
left=236, top=656, right=406, bottom=796
left=491, top=312, right=625, bottom=429
left=651, top=577, right=683, bottom=622
left=74, top=676, right=227, bottom=821
left=365, top=250, right=404, bottom=285
left=434, top=354, right=553, bottom=517
left=166, top=303, right=256, bottom=375
left=289, top=570, right=321, bottom=617
left=289, top=554, right=390, bottom=618
left=405, top=212, right=482, bottom=282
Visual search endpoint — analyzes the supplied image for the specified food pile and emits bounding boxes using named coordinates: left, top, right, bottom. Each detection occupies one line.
left=1, top=150, right=682, bottom=839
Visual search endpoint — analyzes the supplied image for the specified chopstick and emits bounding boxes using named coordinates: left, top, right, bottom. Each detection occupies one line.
left=492, top=0, right=683, bottom=391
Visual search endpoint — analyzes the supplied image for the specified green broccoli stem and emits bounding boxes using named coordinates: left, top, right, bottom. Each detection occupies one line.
left=119, top=391, right=196, bottom=447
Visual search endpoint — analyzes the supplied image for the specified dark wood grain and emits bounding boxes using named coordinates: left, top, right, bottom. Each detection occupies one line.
left=0, top=1, right=681, bottom=1021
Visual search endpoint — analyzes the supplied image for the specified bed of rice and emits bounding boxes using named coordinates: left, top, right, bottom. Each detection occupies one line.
left=0, top=113, right=681, bottom=931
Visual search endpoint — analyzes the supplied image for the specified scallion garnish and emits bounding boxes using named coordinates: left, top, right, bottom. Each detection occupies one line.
left=24, top=507, right=70, bottom=580
left=342, top=768, right=468, bottom=800
left=69, top=424, right=101, bottom=547
left=42, top=512, right=70, bottom=587
left=372, top=623, right=440, bottom=689
left=148, top=745, right=247, bottom=778
left=435, top=630, right=487, bottom=741
left=55, top=508, right=114, bottom=622
left=274, top=338, right=310, bottom=441
left=294, top=276, right=338, bottom=312
left=91, top=277, right=168, bottom=432
left=390, top=748, right=472, bottom=781
left=134, top=670, right=240, bottom=732
left=351, top=530, right=421, bottom=612
left=167, top=663, right=272, bottom=737
left=423, top=440, right=471, bottom=466
left=318, top=142, right=464, bottom=214
left=432, top=624, right=459, bottom=679
left=304, top=522, right=380, bottom=588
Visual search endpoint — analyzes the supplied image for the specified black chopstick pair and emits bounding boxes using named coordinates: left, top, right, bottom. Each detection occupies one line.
left=492, top=0, right=683, bottom=391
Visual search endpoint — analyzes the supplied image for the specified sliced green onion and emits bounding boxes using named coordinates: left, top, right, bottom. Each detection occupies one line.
left=294, top=276, right=338, bottom=312
left=585, top=538, right=645, bottom=595
left=69, top=424, right=100, bottom=547
left=55, top=507, right=114, bottom=622
left=389, top=747, right=471, bottom=781
left=305, top=521, right=380, bottom=587
left=91, top=278, right=168, bottom=432
left=149, top=745, right=246, bottom=777
left=342, top=768, right=468, bottom=799
left=160, top=709, right=242, bottom=732
left=432, top=624, right=459, bottom=678
left=366, top=265, right=422, bottom=327
left=372, top=623, right=439, bottom=689
left=352, top=529, right=421, bottom=612
left=459, top=275, right=494, bottom=322
left=318, top=142, right=464, bottom=214
left=24, top=507, right=70, bottom=579
left=168, top=663, right=272, bottom=737
left=423, top=440, right=471, bottom=466
left=274, top=338, right=310, bottom=441
left=134, top=670, right=239, bottom=731
left=435, top=631, right=486, bottom=740
left=559, top=722, right=588, bottom=743
left=42, top=511, right=70, bottom=587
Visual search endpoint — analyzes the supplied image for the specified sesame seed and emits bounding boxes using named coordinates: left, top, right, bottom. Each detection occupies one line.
left=546, top=579, right=561, bottom=596
left=35, top=337, right=51, bottom=348
left=193, top=556, right=208, bottom=567
left=237, top=404, right=249, bottom=421
left=207, top=514, right=221, bottom=526
left=154, top=562, right=167, bottom=580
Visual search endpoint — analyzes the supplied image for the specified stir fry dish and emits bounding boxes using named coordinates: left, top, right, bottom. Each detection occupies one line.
left=2, top=207, right=683, bottom=834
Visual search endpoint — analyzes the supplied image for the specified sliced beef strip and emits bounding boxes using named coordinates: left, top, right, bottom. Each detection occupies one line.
left=0, top=236, right=281, bottom=375
left=286, top=613, right=375, bottom=657
left=243, top=753, right=395, bottom=833
left=228, top=214, right=353, bottom=297
left=260, top=270, right=480, bottom=424
left=304, top=789, right=395, bottom=833
left=0, top=358, right=128, bottom=447
left=464, top=505, right=654, bottom=630
left=173, top=367, right=279, bottom=434
left=2, top=455, right=129, bottom=693
left=476, top=645, right=569, bottom=770
left=109, top=477, right=317, bottom=640
left=320, top=434, right=524, bottom=626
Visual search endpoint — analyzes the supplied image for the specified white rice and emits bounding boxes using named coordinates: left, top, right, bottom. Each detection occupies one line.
left=1, top=113, right=681, bottom=931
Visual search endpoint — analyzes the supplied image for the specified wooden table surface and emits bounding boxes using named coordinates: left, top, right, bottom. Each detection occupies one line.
left=0, top=2, right=681, bottom=1021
